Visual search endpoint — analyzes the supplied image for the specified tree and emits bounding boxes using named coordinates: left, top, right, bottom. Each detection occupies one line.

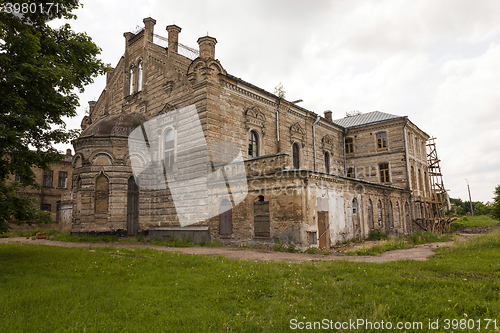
left=491, top=185, right=500, bottom=220
left=274, top=82, right=286, bottom=99
left=0, top=0, right=109, bottom=232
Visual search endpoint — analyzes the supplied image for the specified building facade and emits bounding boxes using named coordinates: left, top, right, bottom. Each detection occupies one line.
left=69, top=17, right=439, bottom=249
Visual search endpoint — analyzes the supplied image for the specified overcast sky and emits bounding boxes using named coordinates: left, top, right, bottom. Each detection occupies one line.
left=54, top=0, right=500, bottom=203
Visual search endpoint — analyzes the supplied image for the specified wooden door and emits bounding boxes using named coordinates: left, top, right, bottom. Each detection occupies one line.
left=219, top=200, right=232, bottom=235
left=127, top=177, right=139, bottom=236
left=318, top=212, right=329, bottom=249
left=254, top=200, right=270, bottom=237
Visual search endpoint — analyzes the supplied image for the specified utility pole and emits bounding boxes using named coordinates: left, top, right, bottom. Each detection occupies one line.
left=466, top=179, right=474, bottom=216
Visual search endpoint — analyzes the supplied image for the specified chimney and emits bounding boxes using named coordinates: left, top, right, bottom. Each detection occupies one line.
left=66, top=149, right=72, bottom=157
left=324, top=110, right=332, bottom=121
left=166, top=25, right=181, bottom=55
left=88, top=101, right=97, bottom=114
left=197, top=36, right=217, bottom=59
left=143, top=17, right=156, bottom=43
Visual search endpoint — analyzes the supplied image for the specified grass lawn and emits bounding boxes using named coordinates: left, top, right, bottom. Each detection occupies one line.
left=452, top=215, right=500, bottom=230
left=1, top=229, right=500, bottom=332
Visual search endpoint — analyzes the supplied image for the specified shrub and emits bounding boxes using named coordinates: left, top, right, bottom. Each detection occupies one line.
left=366, top=229, right=388, bottom=241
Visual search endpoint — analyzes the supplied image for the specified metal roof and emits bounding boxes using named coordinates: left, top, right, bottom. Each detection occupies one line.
left=332, top=111, right=405, bottom=128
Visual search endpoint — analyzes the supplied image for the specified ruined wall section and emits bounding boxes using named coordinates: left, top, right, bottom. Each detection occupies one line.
left=405, top=120, right=430, bottom=197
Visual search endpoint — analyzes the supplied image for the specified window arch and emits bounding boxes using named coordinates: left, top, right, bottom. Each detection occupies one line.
left=129, top=66, right=134, bottom=95
left=292, top=142, right=300, bottom=169
left=137, top=61, right=143, bottom=91
left=377, top=200, right=383, bottom=228
left=95, top=173, right=109, bottom=214
left=324, top=152, right=330, bottom=174
left=163, top=129, right=175, bottom=173
left=248, top=130, right=259, bottom=158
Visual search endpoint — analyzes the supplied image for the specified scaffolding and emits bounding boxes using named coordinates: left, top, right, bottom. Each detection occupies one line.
left=414, top=138, right=454, bottom=233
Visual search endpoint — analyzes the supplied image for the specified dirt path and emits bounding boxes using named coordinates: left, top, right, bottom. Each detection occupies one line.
left=0, top=236, right=468, bottom=263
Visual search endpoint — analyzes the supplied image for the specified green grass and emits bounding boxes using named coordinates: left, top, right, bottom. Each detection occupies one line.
left=347, top=231, right=454, bottom=256
left=1, top=229, right=500, bottom=332
left=451, top=215, right=500, bottom=230
left=0, top=228, right=60, bottom=238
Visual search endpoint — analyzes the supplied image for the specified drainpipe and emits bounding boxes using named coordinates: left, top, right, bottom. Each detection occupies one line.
left=312, top=115, right=321, bottom=172
left=276, top=100, right=280, bottom=153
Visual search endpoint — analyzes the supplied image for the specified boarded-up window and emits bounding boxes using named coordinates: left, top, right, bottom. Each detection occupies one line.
left=129, top=66, right=134, bottom=95
left=254, top=196, right=270, bottom=237
left=43, top=171, right=53, bottom=187
left=137, top=61, right=143, bottom=91
left=219, top=200, right=232, bottom=235
left=292, top=143, right=300, bottom=169
left=58, top=171, right=68, bottom=188
left=95, top=174, right=109, bottom=213
left=127, top=177, right=139, bottom=236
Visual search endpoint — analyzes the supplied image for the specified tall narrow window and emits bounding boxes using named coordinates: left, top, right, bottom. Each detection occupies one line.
left=346, top=167, right=355, bottom=178
left=137, top=61, right=143, bottom=91
left=43, top=171, right=53, bottom=187
left=377, top=200, right=383, bottom=228
left=411, top=166, right=416, bottom=190
left=248, top=131, right=259, bottom=158
left=377, top=132, right=387, bottom=149
left=389, top=201, right=394, bottom=228
left=368, top=199, right=374, bottom=229
left=418, top=169, right=423, bottom=193
left=345, top=137, right=354, bottom=154
left=324, top=152, right=330, bottom=174
left=129, top=66, right=134, bottom=95
left=14, top=174, right=21, bottom=182
left=58, top=171, right=68, bottom=188
left=95, top=174, right=109, bottom=214
left=396, top=202, right=400, bottom=227
left=352, top=198, right=358, bottom=214
left=164, top=129, right=175, bottom=172
left=292, top=143, right=300, bottom=169
left=379, top=163, right=390, bottom=183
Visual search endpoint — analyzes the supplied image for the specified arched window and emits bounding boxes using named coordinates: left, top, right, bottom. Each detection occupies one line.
left=95, top=173, right=109, bottom=213
left=396, top=202, right=400, bottom=227
left=248, top=130, right=259, bottom=158
left=164, top=129, right=175, bottom=172
left=389, top=201, right=394, bottom=228
left=368, top=199, right=374, bottom=229
left=352, top=198, right=358, bottom=214
left=129, top=66, right=134, bottom=95
left=418, top=169, right=423, bottom=194
left=137, top=61, right=143, bottom=91
left=377, top=200, right=383, bottom=228
left=292, top=143, right=300, bottom=169
left=324, top=152, right=330, bottom=174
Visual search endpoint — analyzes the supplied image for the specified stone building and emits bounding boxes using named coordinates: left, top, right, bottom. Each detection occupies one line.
left=10, top=149, right=74, bottom=227
left=69, top=17, right=441, bottom=249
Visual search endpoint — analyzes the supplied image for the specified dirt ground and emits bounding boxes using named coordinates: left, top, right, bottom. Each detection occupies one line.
left=0, top=232, right=481, bottom=264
